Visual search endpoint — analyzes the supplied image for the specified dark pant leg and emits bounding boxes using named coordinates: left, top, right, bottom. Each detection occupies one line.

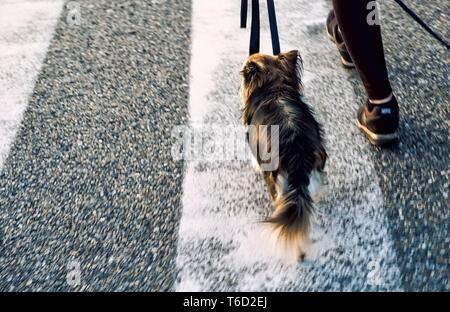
left=332, top=0, right=393, bottom=100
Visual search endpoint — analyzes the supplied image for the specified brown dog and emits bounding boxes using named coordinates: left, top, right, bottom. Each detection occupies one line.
left=240, top=50, right=327, bottom=260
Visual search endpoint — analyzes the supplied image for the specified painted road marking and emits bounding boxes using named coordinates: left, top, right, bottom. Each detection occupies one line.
left=176, top=0, right=402, bottom=291
left=0, top=0, right=64, bottom=168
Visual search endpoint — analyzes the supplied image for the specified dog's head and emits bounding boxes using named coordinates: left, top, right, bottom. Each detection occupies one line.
left=240, top=50, right=303, bottom=104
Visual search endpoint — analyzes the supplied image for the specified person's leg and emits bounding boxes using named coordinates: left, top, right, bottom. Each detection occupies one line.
left=331, top=0, right=392, bottom=102
left=329, top=0, right=399, bottom=145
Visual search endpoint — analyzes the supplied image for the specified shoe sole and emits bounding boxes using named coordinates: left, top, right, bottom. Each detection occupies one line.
left=356, top=119, right=399, bottom=146
left=340, top=56, right=356, bottom=69
left=326, top=25, right=356, bottom=69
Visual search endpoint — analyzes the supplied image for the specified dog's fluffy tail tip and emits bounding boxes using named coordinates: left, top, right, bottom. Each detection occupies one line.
left=260, top=223, right=311, bottom=264
left=263, top=191, right=313, bottom=263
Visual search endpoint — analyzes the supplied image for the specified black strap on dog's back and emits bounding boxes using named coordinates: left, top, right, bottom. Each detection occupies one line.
left=240, top=0, right=281, bottom=56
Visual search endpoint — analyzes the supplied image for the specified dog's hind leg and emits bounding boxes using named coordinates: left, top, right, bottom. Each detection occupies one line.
left=308, top=170, right=327, bottom=203
left=250, top=152, right=261, bottom=172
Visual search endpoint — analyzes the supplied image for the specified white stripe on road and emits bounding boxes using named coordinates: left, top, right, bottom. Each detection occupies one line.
left=178, top=0, right=403, bottom=291
left=0, top=0, right=64, bottom=169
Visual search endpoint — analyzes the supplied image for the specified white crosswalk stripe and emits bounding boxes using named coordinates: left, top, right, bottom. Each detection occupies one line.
left=175, top=0, right=402, bottom=291
left=0, top=0, right=63, bottom=168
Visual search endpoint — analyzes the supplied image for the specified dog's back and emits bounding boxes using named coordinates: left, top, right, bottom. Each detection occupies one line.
left=247, top=92, right=326, bottom=259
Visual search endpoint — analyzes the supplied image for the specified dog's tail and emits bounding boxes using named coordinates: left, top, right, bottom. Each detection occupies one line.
left=265, top=188, right=313, bottom=261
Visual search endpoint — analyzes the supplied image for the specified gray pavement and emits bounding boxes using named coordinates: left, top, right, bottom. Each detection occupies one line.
left=373, top=0, right=449, bottom=291
left=0, top=0, right=448, bottom=291
left=0, top=0, right=191, bottom=291
left=332, top=0, right=450, bottom=291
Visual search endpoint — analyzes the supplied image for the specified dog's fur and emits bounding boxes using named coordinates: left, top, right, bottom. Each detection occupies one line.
left=240, top=50, right=327, bottom=260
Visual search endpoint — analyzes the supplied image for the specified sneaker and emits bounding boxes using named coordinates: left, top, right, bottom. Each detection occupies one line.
left=356, top=96, right=400, bottom=146
left=326, top=10, right=355, bottom=69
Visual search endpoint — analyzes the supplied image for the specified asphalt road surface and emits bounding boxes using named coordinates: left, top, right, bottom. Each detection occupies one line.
left=0, top=0, right=448, bottom=291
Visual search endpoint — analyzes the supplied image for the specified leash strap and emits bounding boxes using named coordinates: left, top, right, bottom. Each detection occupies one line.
left=394, top=0, right=449, bottom=50
left=249, top=0, right=260, bottom=55
left=241, top=0, right=281, bottom=56
left=240, top=0, right=248, bottom=28
left=267, top=0, right=281, bottom=55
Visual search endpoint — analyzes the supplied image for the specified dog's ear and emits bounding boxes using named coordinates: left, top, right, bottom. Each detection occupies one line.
left=241, top=60, right=263, bottom=87
left=279, top=50, right=303, bottom=88
left=278, top=50, right=299, bottom=68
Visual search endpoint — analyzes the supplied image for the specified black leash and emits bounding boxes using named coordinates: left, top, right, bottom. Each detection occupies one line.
left=394, top=0, right=449, bottom=50
left=267, top=0, right=281, bottom=55
left=240, top=0, right=449, bottom=52
left=240, top=0, right=281, bottom=56
left=250, top=0, right=260, bottom=56
left=240, top=0, right=248, bottom=28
